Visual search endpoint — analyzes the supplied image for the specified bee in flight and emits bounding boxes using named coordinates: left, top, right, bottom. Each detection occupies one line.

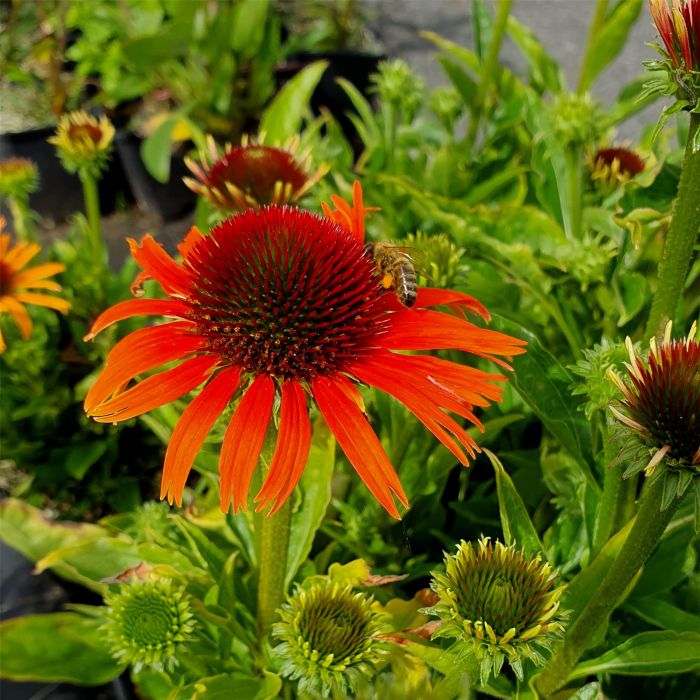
left=364, top=242, right=422, bottom=308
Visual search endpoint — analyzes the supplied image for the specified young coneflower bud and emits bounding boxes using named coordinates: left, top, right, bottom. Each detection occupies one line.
left=608, top=322, right=700, bottom=508
left=550, top=92, right=603, bottom=148
left=426, top=538, right=565, bottom=684
left=0, top=158, right=39, bottom=201
left=102, top=580, right=195, bottom=672
left=588, top=146, right=646, bottom=188
left=184, top=135, right=328, bottom=213
left=272, top=583, right=386, bottom=696
left=48, top=111, right=115, bottom=177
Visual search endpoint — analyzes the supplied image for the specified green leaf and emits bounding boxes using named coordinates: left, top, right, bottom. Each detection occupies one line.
left=490, top=318, right=598, bottom=488
left=625, top=598, right=700, bottom=634
left=259, top=61, right=328, bottom=143
left=230, top=0, right=270, bottom=58
left=438, top=57, right=477, bottom=104
left=570, top=631, right=700, bottom=678
left=578, top=0, right=643, bottom=91
left=0, top=612, right=124, bottom=684
left=140, top=116, right=178, bottom=183
left=615, top=271, right=648, bottom=326
left=0, top=498, right=103, bottom=564
left=286, top=421, right=336, bottom=586
left=484, top=448, right=544, bottom=555
left=419, top=31, right=480, bottom=72
left=172, top=672, right=282, bottom=700
left=506, top=16, right=563, bottom=93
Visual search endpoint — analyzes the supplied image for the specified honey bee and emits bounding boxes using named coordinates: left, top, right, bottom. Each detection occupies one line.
left=364, top=242, right=420, bottom=307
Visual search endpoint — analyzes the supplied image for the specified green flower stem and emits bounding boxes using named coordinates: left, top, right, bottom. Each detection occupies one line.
left=464, top=0, right=512, bottom=153
left=255, top=437, right=292, bottom=638
left=79, top=169, right=103, bottom=259
left=645, top=112, right=700, bottom=338
left=591, top=434, right=626, bottom=556
left=8, top=196, right=36, bottom=242
left=535, top=478, right=680, bottom=696
left=577, top=0, right=608, bottom=93
left=564, top=147, right=583, bottom=240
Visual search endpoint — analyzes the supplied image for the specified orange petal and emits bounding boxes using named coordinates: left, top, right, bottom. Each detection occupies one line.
left=85, top=298, right=191, bottom=340
left=219, top=374, right=275, bottom=513
left=2, top=296, right=32, bottom=339
left=128, top=235, right=192, bottom=296
left=85, top=322, right=204, bottom=412
left=312, top=374, right=407, bottom=518
left=4, top=241, right=40, bottom=270
left=13, top=292, right=71, bottom=314
left=12, top=262, right=65, bottom=287
left=177, top=226, right=205, bottom=260
left=0, top=233, right=10, bottom=258
left=255, top=381, right=311, bottom=515
left=161, top=365, right=241, bottom=506
left=415, top=288, right=490, bottom=320
left=89, top=354, right=220, bottom=423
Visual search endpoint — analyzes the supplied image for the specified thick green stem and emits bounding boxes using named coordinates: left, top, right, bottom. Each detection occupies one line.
left=645, top=112, right=700, bottom=338
left=535, top=478, right=680, bottom=696
left=591, top=429, right=625, bottom=556
left=8, top=196, right=36, bottom=242
left=577, top=0, right=609, bottom=93
left=563, top=146, right=583, bottom=240
left=79, top=169, right=103, bottom=259
left=464, top=0, right=512, bottom=152
left=256, top=437, right=292, bottom=637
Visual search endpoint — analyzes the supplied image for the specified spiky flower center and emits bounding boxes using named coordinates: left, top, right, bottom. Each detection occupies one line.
left=184, top=207, right=392, bottom=381
left=623, top=339, right=700, bottom=464
left=593, top=147, right=645, bottom=178
left=68, top=123, right=103, bottom=145
left=121, top=590, right=179, bottom=647
left=449, top=541, right=556, bottom=637
left=207, top=146, right=309, bottom=203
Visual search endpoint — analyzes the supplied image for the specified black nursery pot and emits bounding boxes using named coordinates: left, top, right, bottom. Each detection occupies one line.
left=276, top=51, right=385, bottom=148
left=0, top=127, right=127, bottom=224
left=114, top=130, right=196, bottom=223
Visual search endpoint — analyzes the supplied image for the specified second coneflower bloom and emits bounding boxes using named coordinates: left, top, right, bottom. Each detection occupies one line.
left=608, top=322, right=700, bottom=507
left=0, top=218, right=71, bottom=352
left=588, top=146, right=646, bottom=188
left=84, top=183, right=525, bottom=517
left=184, top=135, right=328, bottom=213
left=48, top=111, right=115, bottom=176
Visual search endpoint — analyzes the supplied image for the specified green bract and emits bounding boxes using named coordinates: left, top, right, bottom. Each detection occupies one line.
left=427, top=538, right=565, bottom=684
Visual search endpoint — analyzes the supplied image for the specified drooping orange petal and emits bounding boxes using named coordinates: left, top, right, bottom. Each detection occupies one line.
left=85, top=298, right=191, bottom=340
left=84, top=322, right=204, bottom=412
left=13, top=292, right=71, bottom=314
left=219, top=374, right=275, bottom=513
left=89, top=354, right=219, bottom=423
left=322, top=180, right=378, bottom=243
left=177, top=226, right=205, bottom=260
left=127, top=235, right=192, bottom=296
left=17, top=279, right=62, bottom=292
left=2, top=296, right=32, bottom=339
left=312, top=374, right=407, bottom=518
left=0, top=233, right=10, bottom=258
left=414, top=288, right=490, bottom=320
left=12, top=262, right=65, bottom=287
left=161, top=365, right=241, bottom=506
left=4, top=241, right=40, bottom=270
left=255, top=381, right=311, bottom=515
left=383, top=309, right=527, bottom=366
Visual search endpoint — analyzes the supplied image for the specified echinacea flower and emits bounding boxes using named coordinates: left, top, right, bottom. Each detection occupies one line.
left=588, top=146, right=646, bottom=188
left=184, top=134, right=328, bottom=213
left=0, top=219, right=70, bottom=352
left=0, top=158, right=39, bottom=201
left=48, top=111, right=115, bottom=176
left=650, top=0, right=700, bottom=71
left=608, top=322, right=699, bottom=508
left=273, top=582, right=385, bottom=696
left=426, top=538, right=565, bottom=684
left=83, top=183, right=525, bottom=518
left=102, top=579, right=195, bottom=672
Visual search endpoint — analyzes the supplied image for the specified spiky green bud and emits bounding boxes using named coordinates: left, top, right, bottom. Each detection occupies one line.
left=427, top=538, right=565, bottom=685
left=102, top=579, right=195, bottom=672
left=0, top=158, right=39, bottom=201
left=272, top=583, right=386, bottom=696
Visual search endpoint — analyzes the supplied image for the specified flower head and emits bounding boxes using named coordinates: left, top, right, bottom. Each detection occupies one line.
left=48, top=111, right=115, bottom=176
left=184, top=135, right=328, bottom=213
left=0, top=218, right=70, bottom=352
left=0, top=158, right=39, bottom=201
left=102, top=579, right=195, bottom=672
left=588, top=146, right=646, bottom=188
left=426, top=538, right=565, bottom=684
left=608, top=323, right=699, bottom=505
left=650, top=0, right=700, bottom=72
left=83, top=182, right=525, bottom=518
left=273, top=582, right=385, bottom=696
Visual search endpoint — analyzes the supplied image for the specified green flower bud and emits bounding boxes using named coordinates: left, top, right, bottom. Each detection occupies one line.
left=0, top=158, right=39, bottom=201
left=273, top=582, right=386, bottom=696
left=426, top=538, right=565, bottom=684
left=102, top=579, right=195, bottom=672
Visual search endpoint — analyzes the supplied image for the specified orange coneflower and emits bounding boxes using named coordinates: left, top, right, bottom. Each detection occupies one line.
left=184, top=135, right=328, bottom=213
left=84, top=183, right=526, bottom=518
left=0, top=218, right=71, bottom=352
